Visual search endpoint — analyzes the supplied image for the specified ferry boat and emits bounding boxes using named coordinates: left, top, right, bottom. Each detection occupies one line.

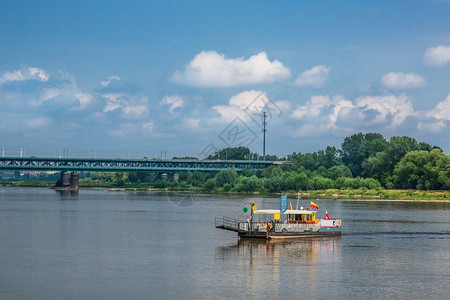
left=215, top=196, right=341, bottom=240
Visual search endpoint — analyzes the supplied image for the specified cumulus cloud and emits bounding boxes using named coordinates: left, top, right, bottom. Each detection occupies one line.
left=294, top=65, right=330, bottom=88
left=291, top=93, right=415, bottom=137
left=212, top=90, right=285, bottom=124
left=291, top=95, right=354, bottom=135
left=381, top=72, right=425, bottom=89
left=425, top=94, right=450, bottom=121
left=424, top=45, right=450, bottom=66
left=0, top=67, right=49, bottom=84
left=142, top=122, right=155, bottom=132
left=161, top=95, right=184, bottom=113
left=102, top=93, right=148, bottom=118
left=101, top=75, right=121, bottom=87
left=355, top=94, right=414, bottom=128
left=228, top=90, right=270, bottom=113
left=418, top=120, right=446, bottom=133
left=1, top=70, right=25, bottom=83
left=212, top=104, right=250, bottom=123
left=330, top=96, right=355, bottom=124
left=171, top=51, right=291, bottom=87
left=75, top=93, right=94, bottom=109
left=28, top=67, right=49, bottom=82
left=291, top=95, right=332, bottom=120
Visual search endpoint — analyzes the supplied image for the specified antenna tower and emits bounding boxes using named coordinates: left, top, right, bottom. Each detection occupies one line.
left=262, top=111, right=267, bottom=161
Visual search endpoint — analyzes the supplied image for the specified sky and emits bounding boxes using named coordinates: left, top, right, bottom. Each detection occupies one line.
left=1, top=0, right=449, bottom=159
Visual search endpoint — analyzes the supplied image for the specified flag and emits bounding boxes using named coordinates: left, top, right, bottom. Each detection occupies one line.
left=325, top=210, right=329, bottom=219
left=280, top=194, right=288, bottom=213
left=310, top=201, right=319, bottom=209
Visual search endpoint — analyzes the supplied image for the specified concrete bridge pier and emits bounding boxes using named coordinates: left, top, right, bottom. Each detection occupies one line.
left=55, top=171, right=79, bottom=190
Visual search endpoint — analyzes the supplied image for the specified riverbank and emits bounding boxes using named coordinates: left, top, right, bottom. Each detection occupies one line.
left=1, top=181, right=449, bottom=201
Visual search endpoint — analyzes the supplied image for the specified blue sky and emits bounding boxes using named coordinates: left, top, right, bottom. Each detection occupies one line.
left=1, top=0, right=449, bottom=159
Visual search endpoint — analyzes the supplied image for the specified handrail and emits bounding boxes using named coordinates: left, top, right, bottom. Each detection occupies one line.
left=215, top=216, right=246, bottom=232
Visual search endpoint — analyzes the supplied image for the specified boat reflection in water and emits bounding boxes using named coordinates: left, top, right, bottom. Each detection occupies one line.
left=216, top=237, right=339, bottom=262
left=215, top=238, right=340, bottom=297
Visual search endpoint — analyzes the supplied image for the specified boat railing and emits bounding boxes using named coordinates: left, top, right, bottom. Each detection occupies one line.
left=215, top=216, right=247, bottom=233
left=274, top=223, right=321, bottom=232
left=320, top=219, right=341, bottom=227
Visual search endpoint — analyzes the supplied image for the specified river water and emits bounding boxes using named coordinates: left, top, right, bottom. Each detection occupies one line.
left=0, top=187, right=449, bottom=299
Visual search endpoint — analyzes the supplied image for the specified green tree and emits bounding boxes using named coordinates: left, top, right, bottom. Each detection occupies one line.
left=316, top=146, right=341, bottom=169
left=208, top=147, right=253, bottom=160
left=393, top=149, right=450, bottom=190
left=215, top=168, right=238, bottom=187
left=340, top=132, right=388, bottom=177
left=327, top=165, right=352, bottom=180
left=234, top=175, right=262, bottom=192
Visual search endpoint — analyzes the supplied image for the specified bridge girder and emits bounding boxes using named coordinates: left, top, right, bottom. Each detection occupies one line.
left=0, top=157, right=278, bottom=173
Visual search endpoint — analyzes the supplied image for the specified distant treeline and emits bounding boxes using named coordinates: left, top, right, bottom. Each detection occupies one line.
left=78, top=132, right=449, bottom=192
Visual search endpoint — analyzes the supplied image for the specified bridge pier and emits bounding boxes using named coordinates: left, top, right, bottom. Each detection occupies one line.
left=172, top=173, right=179, bottom=181
left=54, top=171, right=79, bottom=190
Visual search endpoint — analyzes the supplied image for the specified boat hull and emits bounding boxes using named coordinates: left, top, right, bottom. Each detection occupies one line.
left=238, top=230, right=341, bottom=240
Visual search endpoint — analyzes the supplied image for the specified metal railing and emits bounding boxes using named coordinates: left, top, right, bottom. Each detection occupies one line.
left=215, top=216, right=247, bottom=232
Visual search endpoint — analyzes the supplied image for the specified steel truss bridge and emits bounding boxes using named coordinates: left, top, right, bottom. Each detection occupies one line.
left=0, top=157, right=278, bottom=173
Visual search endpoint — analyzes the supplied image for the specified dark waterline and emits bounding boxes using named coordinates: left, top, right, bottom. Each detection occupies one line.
left=1, top=187, right=449, bottom=299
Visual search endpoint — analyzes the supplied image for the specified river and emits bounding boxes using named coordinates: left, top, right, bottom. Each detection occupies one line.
left=0, top=187, right=449, bottom=299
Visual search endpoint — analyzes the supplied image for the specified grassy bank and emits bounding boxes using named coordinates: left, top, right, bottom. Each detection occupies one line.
left=288, top=189, right=449, bottom=201
left=1, top=181, right=449, bottom=200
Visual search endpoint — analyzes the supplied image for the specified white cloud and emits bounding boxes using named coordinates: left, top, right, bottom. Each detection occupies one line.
left=142, top=122, right=155, bottom=132
left=418, top=120, right=446, bottom=132
left=212, top=104, right=249, bottom=123
left=161, top=95, right=184, bottom=113
left=355, top=94, right=414, bottom=128
left=28, top=67, right=49, bottom=82
left=123, top=105, right=147, bottom=118
left=75, top=93, right=94, bottom=109
left=228, top=90, right=270, bottom=114
left=381, top=72, right=425, bottom=89
left=424, top=45, right=450, bottom=66
left=1, top=67, right=49, bottom=84
left=101, top=75, right=121, bottom=87
left=294, top=65, right=330, bottom=88
left=291, top=95, right=354, bottom=132
left=425, top=94, right=450, bottom=121
left=291, top=95, right=331, bottom=120
left=211, top=90, right=284, bottom=124
left=290, top=93, right=415, bottom=137
left=102, top=93, right=148, bottom=117
left=1, top=70, right=25, bottom=83
left=330, top=97, right=355, bottom=124
left=40, top=88, right=64, bottom=103
left=171, top=51, right=291, bottom=87
left=274, top=100, right=291, bottom=113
